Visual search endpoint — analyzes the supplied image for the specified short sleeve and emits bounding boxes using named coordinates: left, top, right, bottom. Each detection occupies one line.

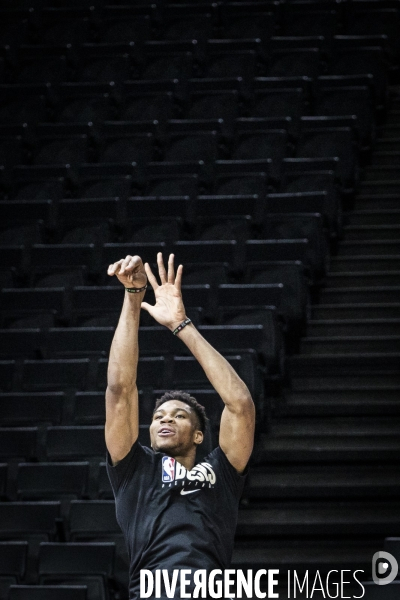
left=209, top=446, right=249, bottom=497
left=106, top=439, right=149, bottom=495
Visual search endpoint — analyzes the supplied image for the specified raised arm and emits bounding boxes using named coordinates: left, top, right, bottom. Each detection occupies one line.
left=141, top=253, right=255, bottom=474
left=105, top=255, right=147, bottom=466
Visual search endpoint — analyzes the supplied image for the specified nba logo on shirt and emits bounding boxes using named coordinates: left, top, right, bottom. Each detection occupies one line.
left=162, top=456, right=176, bottom=482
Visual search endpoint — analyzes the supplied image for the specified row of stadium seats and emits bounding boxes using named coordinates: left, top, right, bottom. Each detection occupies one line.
left=1, top=0, right=399, bottom=57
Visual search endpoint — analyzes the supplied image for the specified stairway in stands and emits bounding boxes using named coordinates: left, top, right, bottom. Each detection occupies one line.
left=234, top=88, right=400, bottom=599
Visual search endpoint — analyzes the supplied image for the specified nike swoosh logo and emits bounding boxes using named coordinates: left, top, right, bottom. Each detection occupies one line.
left=180, top=489, right=200, bottom=495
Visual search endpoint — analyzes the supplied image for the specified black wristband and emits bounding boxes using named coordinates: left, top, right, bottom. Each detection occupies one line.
left=125, top=285, right=148, bottom=293
left=172, top=318, right=192, bottom=335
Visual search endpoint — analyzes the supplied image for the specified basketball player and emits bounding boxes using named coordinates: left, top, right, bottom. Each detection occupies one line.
left=105, top=252, right=255, bottom=599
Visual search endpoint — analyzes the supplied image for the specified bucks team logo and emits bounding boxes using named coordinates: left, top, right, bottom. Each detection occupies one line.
left=162, top=456, right=176, bottom=482
left=161, top=457, right=216, bottom=487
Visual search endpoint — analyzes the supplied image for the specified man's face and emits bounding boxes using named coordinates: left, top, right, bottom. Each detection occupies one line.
left=149, top=400, right=203, bottom=455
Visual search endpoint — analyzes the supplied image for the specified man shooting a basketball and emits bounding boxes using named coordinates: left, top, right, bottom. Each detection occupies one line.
left=105, top=252, right=255, bottom=599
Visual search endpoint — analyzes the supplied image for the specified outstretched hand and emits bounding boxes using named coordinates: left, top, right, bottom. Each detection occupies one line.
left=141, top=253, right=187, bottom=331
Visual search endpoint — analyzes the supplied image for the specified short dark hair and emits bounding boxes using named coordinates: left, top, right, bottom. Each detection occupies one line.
left=153, top=390, right=209, bottom=434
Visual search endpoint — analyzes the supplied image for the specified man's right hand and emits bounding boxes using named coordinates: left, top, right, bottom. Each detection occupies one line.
left=108, top=255, right=147, bottom=290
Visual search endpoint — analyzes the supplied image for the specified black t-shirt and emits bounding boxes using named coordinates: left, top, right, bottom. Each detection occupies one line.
left=106, top=440, right=248, bottom=599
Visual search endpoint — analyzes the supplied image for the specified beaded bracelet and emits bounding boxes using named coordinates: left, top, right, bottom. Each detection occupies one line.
left=125, top=284, right=148, bottom=293
left=172, top=317, right=192, bottom=336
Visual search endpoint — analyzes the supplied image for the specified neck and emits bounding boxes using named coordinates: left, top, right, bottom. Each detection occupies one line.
left=167, top=447, right=197, bottom=471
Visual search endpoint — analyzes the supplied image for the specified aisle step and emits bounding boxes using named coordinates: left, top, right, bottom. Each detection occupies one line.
left=363, top=167, right=400, bottom=181
left=232, top=539, right=376, bottom=574
left=311, top=304, right=400, bottom=320
left=301, top=336, right=400, bottom=354
left=372, top=151, right=400, bottom=165
left=380, top=124, right=400, bottom=138
left=329, top=256, right=400, bottom=272
left=359, top=181, right=400, bottom=195
left=255, top=435, right=400, bottom=462
left=287, top=353, right=400, bottom=374
left=337, top=240, right=400, bottom=256
left=349, top=209, right=400, bottom=226
left=280, top=387, right=400, bottom=416
left=307, top=319, right=400, bottom=336
left=326, top=271, right=400, bottom=287
left=247, top=465, right=400, bottom=498
left=270, top=416, right=400, bottom=436
left=320, top=286, right=400, bottom=304
left=237, top=502, right=400, bottom=535
left=385, top=110, right=400, bottom=124
left=287, top=353, right=400, bottom=388
left=376, top=139, right=400, bottom=151
left=356, top=194, right=400, bottom=210
left=344, top=225, right=400, bottom=240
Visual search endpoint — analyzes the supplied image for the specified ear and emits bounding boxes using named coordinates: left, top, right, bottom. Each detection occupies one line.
left=194, top=430, right=204, bottom=446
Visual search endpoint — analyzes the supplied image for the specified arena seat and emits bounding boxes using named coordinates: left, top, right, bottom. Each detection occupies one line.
left=96, top=13, right=151, bottom=44
left=315, top=84, right=375, bottom=149
left=187, top=90, right=240, bottom=123
left=0, top=465, right=7, bottom=500
left=16, top=462, right=89, bottom=499
left=142, top=175, right=199, bottom=199
left=296, top=127, right=358, bottom=192
left=279, top=173, right=341, bottom=237
left=173, top=240, right=238, bottom=272
left=267, top=189, right=340, bottom=240
left=267, top=48, right=322, bottom=79
left=204, top=50, right=257, bottom=80
left=13, top=56, right=69, bottom=85
left=194, top=216, right=252, bottom=243
left=344, top=6, right=400, bottom=63
left=220, top=7, right=276, bottom=41
left=0, top=428, right=38, bottom=459
left=0, top=361, right=15, bottom=392
left=128, top=195, right=193, bottom=220
left=21, top=360, right=90, bottom=392
left=161, top=14, right=213, bottom=42
left=259, top=213, right=328, bottom=281
left=121, top=91, right=175, bottom=123
left=328, top=46, right=388, bottom=107
left=97, top=356, right=166, bottom=390
left=33, top=135, right=90, bottom=167
left=7, top=585, right=88, bottom=600
left=0, top=502, right=60, bottom=541
left=361, top=581, right=400, bottom=599
left=54, top=92, right=116, bottom=125
left=196, top=194, right=262, bottom=221
left=172, top=352, right=261, bottom=399
left=0, top=329, right=42, bottom=360
left=9, top=174, right=67, bottom=201
left=140, top=46, right=195, bottom=81
left=0, top=542, right=27, bottom=600
left=281, top=7, right=338, bottom=37
left=68, top=501, right=120, bottom=541
left=0, top=393, right=64, bottom=426
left=38, top=542, right=115, bottom=600
left=97, top=464, right=112, bottom=499
left=31, top=244, right=96, bottom=273
left=232, top=130, right=289, bottom=181
left=45, top=427, right=105, bottom=460
left=97, top=132, right=154, bottom=165
left=0, top=137, right=25, bottom=172
left=245, top=239, right=311, bottom=269
left=0, top=200, right=52, bottom=229
left=163, top=131, right=220, bottom=163
left=76, top=52, right=132, bottom=85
